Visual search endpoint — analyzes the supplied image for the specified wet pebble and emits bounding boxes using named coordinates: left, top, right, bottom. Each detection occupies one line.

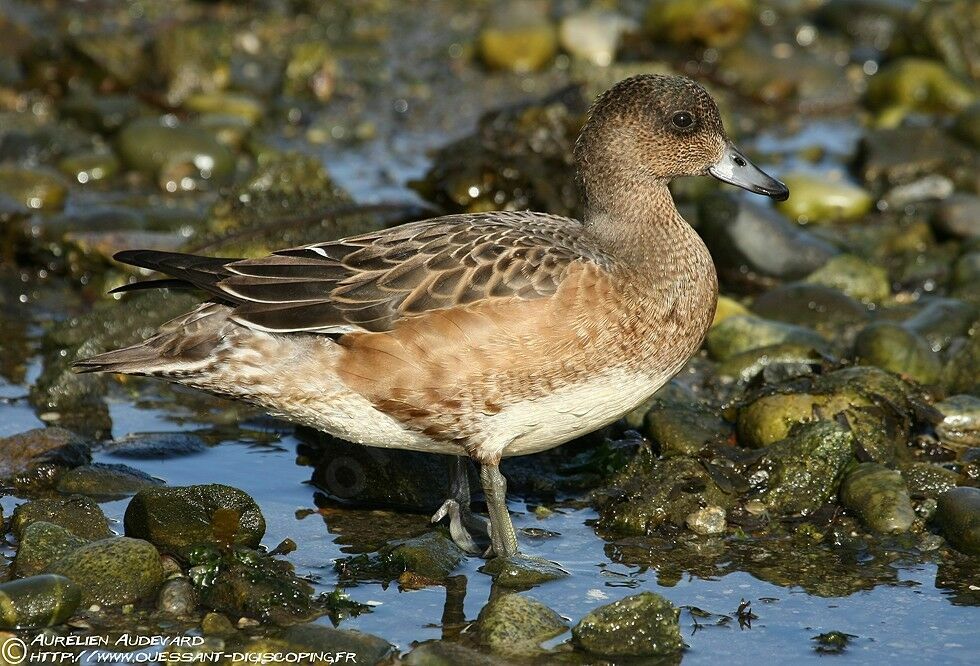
left=882, top=175, right=954, bottom=209
left=751, top=282, right=870, bottom=340
left=56, top=463, right=164, bottom=499
left=805, top=254, right=890, bottom=304
left=644, top=0, right=754, bottom=47
left=478, top=593, right=566, bottom=657
left=572, top=591, right=683, bottom=658
left=246, top=624, right=394, bottom=665
left=934, top=395, right=980, bottom=448
left=645, top=403, right=732, bottom=456
left=0, top=165, right=68, bottom=211
left=57, top=150, right=121, bottom=185
left=858, top=126, right=975, bottom=189
left=12, top=495, right=112, bottom=541
left=404, top=640, right=501, bottom=666
left=184, top=92, right=265, bottom=125
left=698, top=194, right=839, bottom=288
left=481, top=554, right=569, bottom=588
left=902, top=462, right=959, bottom=500
left=157, top=577, right=197, bottom=616
left=103, top=432, right=208, bottom=458
left=0, top=427, right=91, bottom=488
left=775, top=173, right=873, bottom=224
left=952, top=101, right=980, bottom=148
left=116, top=116, right=235, bottom=190
left=686, top=506, right=726, bottom=536
left=717, top=343, right=826, bottom=384
left=706, top=315, right=827, bottom=362
left=865, top=57, right=975, bottom=116
left=0, top=575, right=81, bottom=630
left=933, top=193, right=980, bottom=240
left=284, top=41, right=337, bottom=102
left=381, top=532, right=465, bottom=581
left=758, top=422, right=854, bottom=515
left=853, top=321, right=942, bottom=385
left=841, top=463, right=916, bottom=533
left=479, top=6, right=557, bottom=73
left=902, top=298, right=976, bottom=353
left=124, top=484, right=266, bottom=554
left=14, top=521, right=86, bottom=578
left=559, top=9, right=634, bottom=66
left=712, top=295, right=749, bottom=327
left=46, top=537, right=164, bottom=606
left=935, top=487, right=980, bottom=556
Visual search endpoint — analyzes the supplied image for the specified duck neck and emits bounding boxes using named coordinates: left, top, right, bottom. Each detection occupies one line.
left=583, top=180, right=693, bottom=274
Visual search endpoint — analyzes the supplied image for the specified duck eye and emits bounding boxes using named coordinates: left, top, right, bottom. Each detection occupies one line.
left=672, top=111, right=695, bottom=129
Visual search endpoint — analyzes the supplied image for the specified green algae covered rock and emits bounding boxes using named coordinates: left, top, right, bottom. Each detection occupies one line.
left=572, top=591, right=683, bottom=657
left=0, top=575, right=81, bottom=629
left=841, top=463, right=916, bottom=533
left=478, top=593, right=566, bottom=657
left=47, top=537, right=164, bottom=606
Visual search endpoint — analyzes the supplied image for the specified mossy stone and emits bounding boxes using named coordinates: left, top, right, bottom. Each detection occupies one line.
left=0, top=575, right=81, bottom=629
left=124, top=484, right=265, bottom=554
left=381, top=532, right=465, bottom=581
left=13, top=522, right=86, bottom=578
left=11, top=496, right=111, bottom=541
left=46, top=537, right=164, bottom=606
left=572, top=591, right=683, bottom=657
left=935, top=487, right=980, bottom=556
left=841, top=463, right=915, bottom=533
left=478, top=593, right=566, bottom=657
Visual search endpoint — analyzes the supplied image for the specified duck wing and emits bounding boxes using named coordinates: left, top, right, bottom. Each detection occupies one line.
left=113, top=211, right=606, bottom=335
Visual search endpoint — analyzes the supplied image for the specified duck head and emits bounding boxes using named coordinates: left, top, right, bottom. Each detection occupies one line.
left=574, top=74, right=789, bottom=210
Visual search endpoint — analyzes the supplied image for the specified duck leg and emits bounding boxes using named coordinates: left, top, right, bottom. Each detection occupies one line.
left=431, top=456, right=488, bottom=554
left=480, top=463, right=519, bottom=558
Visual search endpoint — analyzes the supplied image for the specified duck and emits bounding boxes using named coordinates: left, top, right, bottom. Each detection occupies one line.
left=75, top=75, right=788, bottom=559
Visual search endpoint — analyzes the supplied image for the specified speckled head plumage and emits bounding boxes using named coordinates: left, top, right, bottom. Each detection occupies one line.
left=575, top=74, right=789, bottom=209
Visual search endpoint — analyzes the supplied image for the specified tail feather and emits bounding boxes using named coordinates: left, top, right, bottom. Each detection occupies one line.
left=73, top=303, right=234, bottom=376
left=112, top=250, right=242, bottom=299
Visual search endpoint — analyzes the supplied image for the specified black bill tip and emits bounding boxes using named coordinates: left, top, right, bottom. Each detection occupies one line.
left=709, top=143, right=789, bottom=202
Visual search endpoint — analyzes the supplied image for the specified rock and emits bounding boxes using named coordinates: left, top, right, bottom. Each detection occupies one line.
left=686, top=506, right=726, bottom=535
left=478, top=593, right=566, bottom=657
left=645, top=403, right=732, bottom=456
left=952, top=253, right=980, bottom=299
left=775, top=173, right=873, bottom=224
left=706, top=315, right=827, bottom=361
left=857, top=126, right=977, bottom=189
left=841, top=463, right=916, bottom=533
left=47, top=537, right=164, bottom=606
left=0, top=165, right=69, bottom=211
left=941, top=333, right=980, bottom=395
left=103, top=432, right=208, bottom=458
left=157, top=577, right=197, bottom=616
left=853, top=321, right=942, bottom=385
left=805, top=255, right=890, bottom=304
left=902, top=462, right=959, bottom=499
left=882, top=174, right=954, bottom=208
left=56, top=463, right=163, bottom=498
left=572, top=591, right=683, bottom=657
left=124, top=484, right=266, bottom=554
left=751, top=283, right=870, bottom=340
left=717, top=343, right=827, bottom=384
left=916, top=1, right=980, bottom=82
left=184, top=93, right=264, bottom=125
left=0, top=575, right=81, bottom=630
left=935, top=394, right=980, bottom=448
left=13, top=522, right=86, bottom=579
left=559, top=9, right=634, bottom=66
left=239, top=624, right=394, bottom=666
left=698, top=194, right=839, bottom=289
left=758, top=422, right=855, bottom=515
left=11, top=496, right=112, bottom=541
left=595, top=452, right=733, bottom=535
left=404, top=640, right=502, bottom=666
left=952, top=102, right=980, bottom=148
left=481, top=554, right=569, bottom=588
left=865, top=58, right=975, bottom=115
left=381, top=532, right=465, bottom=580
left=712, top=295, right=749, bottom=326
left=116, top=116, right=235, bottom=190
left=644, top=0, right=754, bottom=47
left=479, top=5, right=558, bottom=73
left=0, top=427, right=91, bottom=489
left=199, top=546, right=319, bottom=625
left=935, top=487, right=980, bottom=555
left=58, top=150, right=121, bottom=185
left=737, top=366, right=912, bottom=452
left=903, top=298, right=976, bottom=353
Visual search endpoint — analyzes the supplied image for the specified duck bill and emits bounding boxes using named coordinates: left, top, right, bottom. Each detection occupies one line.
left=708, top=144, right=789, bottom=201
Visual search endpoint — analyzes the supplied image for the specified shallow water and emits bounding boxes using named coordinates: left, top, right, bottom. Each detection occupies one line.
left=3, top=383, right=978, bottom=664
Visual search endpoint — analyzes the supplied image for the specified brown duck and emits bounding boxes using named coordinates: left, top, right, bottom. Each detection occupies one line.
left=76, top=75, right=788, bottom=558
